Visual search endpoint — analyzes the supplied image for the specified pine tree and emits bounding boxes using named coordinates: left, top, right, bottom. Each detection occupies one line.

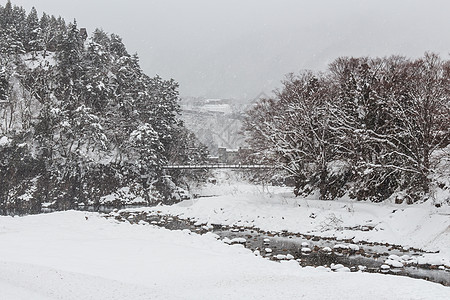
left=82, top=30, right=113, bottom=110
left=57, top=21, right=83, bottom=86
left=38, top=12, right=50, bottom=56
left=0, top=1, right=13, bottom=28
left=25, top=7, right=42, bottom=55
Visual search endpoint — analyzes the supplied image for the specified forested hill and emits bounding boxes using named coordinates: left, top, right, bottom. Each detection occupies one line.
left=0, top=1, right=208, bottom=215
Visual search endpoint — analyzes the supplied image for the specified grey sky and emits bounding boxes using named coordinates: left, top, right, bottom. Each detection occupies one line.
left=5, top=0, right=450, bottom=99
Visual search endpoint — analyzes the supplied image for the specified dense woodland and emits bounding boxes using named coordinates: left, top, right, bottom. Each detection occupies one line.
left=244, top=55, right=450, bottom=203
left=0, top=2, right=208, bottom=215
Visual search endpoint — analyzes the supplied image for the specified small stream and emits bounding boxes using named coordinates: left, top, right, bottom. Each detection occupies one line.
left=107, top=210, right=450, bottom=286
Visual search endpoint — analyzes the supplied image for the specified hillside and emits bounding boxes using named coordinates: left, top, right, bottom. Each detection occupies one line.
left=0, top=1, right=207, bottom=215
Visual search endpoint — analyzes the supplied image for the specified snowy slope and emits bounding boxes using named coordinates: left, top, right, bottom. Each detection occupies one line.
left=0, top=211, right=449, bottom=299
left=181, top=109, right=245, bottom=154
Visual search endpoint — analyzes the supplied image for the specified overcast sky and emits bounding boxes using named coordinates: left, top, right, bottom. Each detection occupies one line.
left=5, top=0, right=450, bottom=99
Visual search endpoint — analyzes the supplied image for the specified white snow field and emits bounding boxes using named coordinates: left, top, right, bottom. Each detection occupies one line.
left=0, top=211, right=449, bottom=299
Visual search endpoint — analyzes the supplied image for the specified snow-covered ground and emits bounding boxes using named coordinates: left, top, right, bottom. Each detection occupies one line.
left=0, top=211, right=449, bottom=299
left=1, top=171, right=449, bottom=299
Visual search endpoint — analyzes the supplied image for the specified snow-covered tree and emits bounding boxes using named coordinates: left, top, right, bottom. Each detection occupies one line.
left=244, top=55, right=450, bottom=203
left=0, top=2, right=214, bottom=213
left=0, top=66, right=8, bottom=101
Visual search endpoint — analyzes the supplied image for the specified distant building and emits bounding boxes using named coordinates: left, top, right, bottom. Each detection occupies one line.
left=217, top=147, right=252, bottom=164
left=218, top=147, right=236, bottom=164
left=208, top=156, right=219, bottom=164
left=79, top=28, right=88, bottom=41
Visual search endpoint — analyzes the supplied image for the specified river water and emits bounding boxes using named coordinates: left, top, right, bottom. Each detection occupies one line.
left=108, top=210, right=450, bottom=286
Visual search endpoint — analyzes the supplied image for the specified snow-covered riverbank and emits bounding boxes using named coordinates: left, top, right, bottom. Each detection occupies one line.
left=143, top=176, right=450, bottom=269
left=0, top=211, right=449, bottom=299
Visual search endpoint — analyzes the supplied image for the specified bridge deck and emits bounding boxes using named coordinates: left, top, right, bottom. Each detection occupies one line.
left=162, top=164, right=276, bottom=170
